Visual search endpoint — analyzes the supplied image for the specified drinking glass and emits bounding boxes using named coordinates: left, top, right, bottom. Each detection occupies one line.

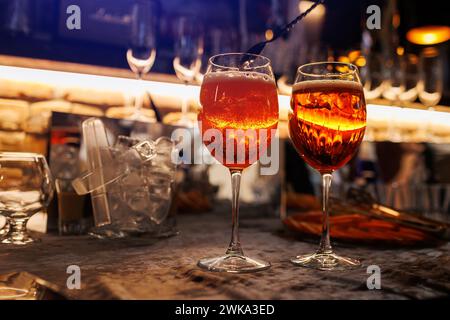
left=126, top=0, right=158, bottom=122
left=0, top=216, right=8, bottom=238
left=0, top=152, right=54, bottom=244
left=197, top=53, right=279, bottom=273
left=399, top=53, right=419, bottom=104
left=418, top=47, right=443, bottom=108
left=173, top=16, right=204, bottom=127
left=360, top=53, right=384, bottom=100
left=382, top=51, right=405, bottom=103
left=289, top=62, right=367, bottom=270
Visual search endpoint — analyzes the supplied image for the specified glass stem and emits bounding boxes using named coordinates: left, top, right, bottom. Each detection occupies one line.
left=181, top=82, right=189, bottom=121
left=6, top=217, right=30, bottom=240
left=134, top=77, right=144, bottom=117
left=226, top=169, right=244, bottom=256
left=318, top=173, right=333, bottom=254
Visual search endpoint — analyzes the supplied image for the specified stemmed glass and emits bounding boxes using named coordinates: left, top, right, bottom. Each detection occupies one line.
left=399, top=53, right=419, bottom=104
left=126, top=0, right=158, bottom=122
left=382, top=51, right=405, bottom=103
left=173, top=16, right=204, bottom=127
left=0, top=152, right=54, bottom=245
left=197, top=53, right=279, bottom=273
left=360, top=53, right=384, bottom=100
left=289, top=62, right=367, bottom=270
left=418, top=47, right=443, bottom=109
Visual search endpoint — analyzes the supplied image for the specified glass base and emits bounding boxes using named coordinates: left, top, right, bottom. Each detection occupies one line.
left=175, top=117, right=195, bottom=128
left=1, top=233, right=39, bottom=245
left=198, top=254, right=271, bottom=273
left=125, top=109, right=155, bottom=123
left=291, top=252, right=361, bottom=271
left=0, top=287, right=29, bottom=300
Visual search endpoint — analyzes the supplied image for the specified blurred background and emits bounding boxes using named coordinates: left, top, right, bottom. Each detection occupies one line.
left=0, top=0, right=448, bottom=104
left=0, top=0, right=449, bottom=235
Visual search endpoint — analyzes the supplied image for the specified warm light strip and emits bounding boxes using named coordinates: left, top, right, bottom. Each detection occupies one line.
left=0, top=65, right=200, bottom=101
left=365, top=103, right=450, bottom=128
left=1, top=65, right=450, bottom=132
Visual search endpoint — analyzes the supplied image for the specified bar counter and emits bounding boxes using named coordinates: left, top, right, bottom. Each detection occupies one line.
left=0, top=211, right=449, bottom=300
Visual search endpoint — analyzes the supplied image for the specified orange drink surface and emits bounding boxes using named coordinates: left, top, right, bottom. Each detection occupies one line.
left=289, top=80, right=367, bottom=173
left=199, top=71, right=279, bottom=170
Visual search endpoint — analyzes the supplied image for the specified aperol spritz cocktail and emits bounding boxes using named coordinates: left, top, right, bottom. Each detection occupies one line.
left=197, top=53, right=279, bottom=273
left=288, top=62, right=366, bottom=270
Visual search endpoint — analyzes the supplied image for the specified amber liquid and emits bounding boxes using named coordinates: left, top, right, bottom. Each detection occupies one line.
left=289, top=80, right=366, bottom=172
left=199, top=72, right=279, bottom=170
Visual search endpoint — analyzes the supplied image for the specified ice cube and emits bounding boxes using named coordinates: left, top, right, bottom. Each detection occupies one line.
left=81, top=134, right=177, bottom=235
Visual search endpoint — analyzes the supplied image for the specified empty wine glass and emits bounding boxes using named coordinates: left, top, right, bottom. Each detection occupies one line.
left=0, top=152, right=54, bottom=245
left=126, top=0, right=158, bottom=122
left=399, top=53, right=419, bottom=104
left=382, top=49, right=405, bottom=104
left=173, top=16, right=204, bottom=127
left=361, top=53, right=384, bottom=100
left=418, top=47, right=443, bottom=109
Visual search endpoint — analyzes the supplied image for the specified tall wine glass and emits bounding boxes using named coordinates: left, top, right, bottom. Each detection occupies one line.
left=173, top=16, right=203, bottom=127
left=382, top=50, right=405, bottom=103
left=197, top=53, right=279, bottom=273
left=418, top=47, right=443, bottom=109
left=399, top=53, right=419, bottom=104
left=289, top=62, right=367, bottom=270
left=360, top=53, right=384, bottom=100
left=126, top=0, right=158, bottom=122
left=0, top=152, right=54, bottom=245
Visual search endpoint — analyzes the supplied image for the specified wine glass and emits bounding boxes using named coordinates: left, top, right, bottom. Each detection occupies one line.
left=399, top=53, right=419, bottom=104
left=197, top=53, right=279, bottom=273
left=126, top=0, right=158, bottom=122
left=173, top=16, right=204, bottom=127
left=360, top=53, right=384, bottom=100
left=0, top=152, right=54, bottom=245
left=418, top=47, right=443, bottom=109
left=382, top=50, right=405, bottom=103
left=289, top=62, right=367, bottom=270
